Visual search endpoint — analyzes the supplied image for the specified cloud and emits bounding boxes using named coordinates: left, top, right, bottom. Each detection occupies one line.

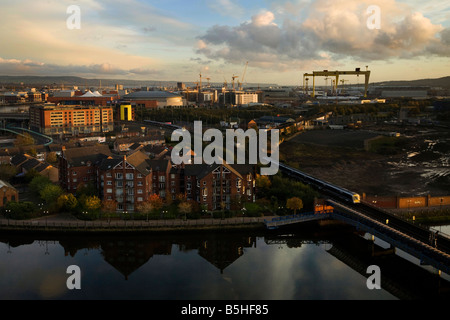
left=0, top=57, right=163, bottom=78
left=207, top=0, right=244, bottom=17
left=196, top=0, right=450, bottom=71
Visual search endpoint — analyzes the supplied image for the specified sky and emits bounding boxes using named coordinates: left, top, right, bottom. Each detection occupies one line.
left=0, top=0, right=449, bottom=86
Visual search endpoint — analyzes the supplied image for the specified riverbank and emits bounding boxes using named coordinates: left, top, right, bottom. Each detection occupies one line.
left=0, top=214, right=277, bottom=235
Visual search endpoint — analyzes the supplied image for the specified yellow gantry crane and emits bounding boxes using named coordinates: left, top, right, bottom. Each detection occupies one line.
left=303, top=67, right=371, bottom=98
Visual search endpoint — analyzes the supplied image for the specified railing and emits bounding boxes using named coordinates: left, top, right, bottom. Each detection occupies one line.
left=264, top=212, right=332, bottom=229
left=0, top=216, right=271, bottom=232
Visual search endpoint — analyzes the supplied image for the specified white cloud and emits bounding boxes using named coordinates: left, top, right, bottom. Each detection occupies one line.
left=196, top=0, right=450, bottom=72
left=207, top=0, right=245, bottom=17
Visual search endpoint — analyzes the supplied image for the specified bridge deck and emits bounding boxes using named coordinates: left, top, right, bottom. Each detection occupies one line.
left=264, top=212, right=332, bottom=230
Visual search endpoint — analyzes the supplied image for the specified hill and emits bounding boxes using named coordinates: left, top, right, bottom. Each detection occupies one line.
left=373, top=76, right=450, bottom=88
left=0, top=75, right=278, bottom=89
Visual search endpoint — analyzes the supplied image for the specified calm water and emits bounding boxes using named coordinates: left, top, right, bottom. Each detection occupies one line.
left=0, top=223, right=448, bottom=300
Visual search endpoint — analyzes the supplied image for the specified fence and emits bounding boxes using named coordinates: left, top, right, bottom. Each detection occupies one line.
left=0, top=216, right=271, bottom=232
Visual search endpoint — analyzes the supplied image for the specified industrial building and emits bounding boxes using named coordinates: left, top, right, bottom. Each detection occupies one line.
left=122, top=90, right=186, bottom=109
left=47, top=90, right=119, bottom=106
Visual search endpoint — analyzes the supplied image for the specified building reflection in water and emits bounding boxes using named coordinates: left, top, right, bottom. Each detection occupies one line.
left=1, top=225, right=449, bottom=300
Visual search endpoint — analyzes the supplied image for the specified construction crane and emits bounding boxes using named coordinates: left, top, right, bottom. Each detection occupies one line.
left=232, top=74, right=239, bottom=91
left=239, top=61, right=249, bottom=90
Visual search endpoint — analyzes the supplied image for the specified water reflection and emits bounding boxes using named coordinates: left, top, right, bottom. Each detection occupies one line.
left=0, top=224, right=449, bottom=300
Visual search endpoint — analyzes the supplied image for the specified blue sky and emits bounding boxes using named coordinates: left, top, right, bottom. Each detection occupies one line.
left=0, top=0, right=449, bottom=86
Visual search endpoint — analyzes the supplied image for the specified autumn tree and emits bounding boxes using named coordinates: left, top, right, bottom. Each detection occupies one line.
left=178, top=201, right=192, bottom=220
left=14, top=132, right=35, bottom=146
left=83, top=196, right=102, bottom=212
left=286, top=197, right=303, bottom=215
left=102, top=199, right=118, bottom=221
left=57, top=193, right=78, bottom=212
left=148, top=194, right=163, bottom=212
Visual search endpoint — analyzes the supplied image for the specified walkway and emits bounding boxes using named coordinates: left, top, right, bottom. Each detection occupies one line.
left=0, top=214, right=277, bottom=233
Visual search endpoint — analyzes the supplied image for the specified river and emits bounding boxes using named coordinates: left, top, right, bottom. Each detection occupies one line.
left=1, top=222, right=449, bottom=301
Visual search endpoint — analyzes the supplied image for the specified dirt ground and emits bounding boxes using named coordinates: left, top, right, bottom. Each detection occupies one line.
left=280, top=125, right=450, bottom=197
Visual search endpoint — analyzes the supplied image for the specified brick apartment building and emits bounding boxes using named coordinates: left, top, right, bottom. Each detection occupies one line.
left=29, top=104, right=114, bottom=136
left=59, top=146, right=256, bottom=212
left=184, top=163, right=256, bottom=211
left=59, top=145, right=112, bottom=193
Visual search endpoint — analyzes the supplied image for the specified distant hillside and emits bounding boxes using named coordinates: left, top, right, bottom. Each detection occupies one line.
left=0, top=75, right=278, bottom=89
left=373, top=76, right=450, bottom=88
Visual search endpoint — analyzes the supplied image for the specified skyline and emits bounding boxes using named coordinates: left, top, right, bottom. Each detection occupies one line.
left=1, top=0, right=449, bottom=86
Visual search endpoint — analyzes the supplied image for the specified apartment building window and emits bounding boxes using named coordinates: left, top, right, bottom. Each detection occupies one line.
left=106, top=189, right=112, bottom=194
left=107, top=181, right=112, bottom=186
left=126, top=173, right=134, bottom=180
left=159, top=175, right=165, bottom=182
left=116, top=173, right=123, bottom=179
left=137, top=174, right=143, bottom=178
left=137, top=181, right=143, bottom=187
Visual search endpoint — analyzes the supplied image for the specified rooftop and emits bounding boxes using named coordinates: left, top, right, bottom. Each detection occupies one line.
left=123, top=91, right=182, bottom=100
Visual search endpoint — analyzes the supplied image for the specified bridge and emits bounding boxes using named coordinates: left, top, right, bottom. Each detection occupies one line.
left=269, top=162, right=450, bottom=275
left=0, top=112, right=29, bottom=120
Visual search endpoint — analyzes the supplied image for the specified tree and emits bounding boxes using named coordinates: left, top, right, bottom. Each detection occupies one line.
left=102, top=199, right=117, bottom=213
left=136, top=200, right=156, bottom=215
left=40, top=184, right=64, bottom=206
left=101, top=199, right=117, bottom=221
left=57, top=194, right=78, bottom=212
left=286, top=197, right=303, bottom=215
left=83, top=196, right=102, bottom=211
left=148, top=194, right=163, bottom=212
left=178, top=201, right=192, bottom=220
left=14, top=133, right=35, bottom=146
left=29, top=175, right=52, bottom=195
left=0, top=164, right=17, bottom=182
left=256, top=174, right=271, bottom=198
left=46, top=152, right=58, bottom=164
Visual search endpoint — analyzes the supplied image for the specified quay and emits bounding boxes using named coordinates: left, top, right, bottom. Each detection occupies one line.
left=0, top=214, right=277, bottom=234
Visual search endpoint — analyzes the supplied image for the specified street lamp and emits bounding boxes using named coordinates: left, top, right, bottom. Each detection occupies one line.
left=6, top=209, right=11, bottom=226
left=241, top=207, right=247, bottom=223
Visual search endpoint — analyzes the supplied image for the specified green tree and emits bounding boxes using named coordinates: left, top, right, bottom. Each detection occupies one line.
left=40, top=184, right=64, bottom=206
left=286, top=197, right=304, bottom=215
left=29, top=175, right=52, bottom=195
left=0, top=164, right=17, bottom=182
